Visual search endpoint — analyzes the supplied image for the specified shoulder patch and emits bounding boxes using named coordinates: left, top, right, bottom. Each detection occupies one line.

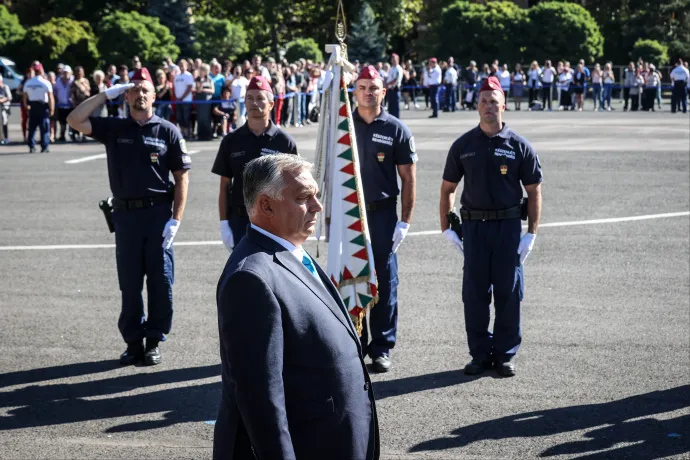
left=179, top=139, right=188, bottom=154
left=409, top=136, right=416, bottom=153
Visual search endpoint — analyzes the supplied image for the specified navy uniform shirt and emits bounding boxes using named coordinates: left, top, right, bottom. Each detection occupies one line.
left=89, top=115, right=191, bottom=199
left=443, top=123, right=542, bottom=210
left=211, top=121, right=298, bottom=207
left=353, top=109, right=417, bottom=203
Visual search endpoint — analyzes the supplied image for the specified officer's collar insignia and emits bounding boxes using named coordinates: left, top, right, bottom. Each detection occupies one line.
left=377, top=152, right=385, bottom=162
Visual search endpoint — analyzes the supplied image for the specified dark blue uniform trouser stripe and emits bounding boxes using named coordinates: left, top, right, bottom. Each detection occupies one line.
left=113, top=205, right=174, bottom=343
left=462, top=218, right=524, bottom=361
left=361, top=207, right=399, bottom=357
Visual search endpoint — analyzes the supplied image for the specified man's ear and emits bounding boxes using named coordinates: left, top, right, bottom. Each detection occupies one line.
left=258, top=195, right=274, bottom=217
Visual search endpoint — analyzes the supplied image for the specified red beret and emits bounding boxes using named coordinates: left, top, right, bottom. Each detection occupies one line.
left=479, top=76, right=504, bottom=95
left=391, top=53, right=399, bottom=60
left=131, top=67, right=153, bottom=84
left=247, top=76, right=273, bottom=94
left=356, top=65, right=382, bottom=82
left=32, top=62, right=43, bottom=72
left=429, top=57, right=438, bottom=64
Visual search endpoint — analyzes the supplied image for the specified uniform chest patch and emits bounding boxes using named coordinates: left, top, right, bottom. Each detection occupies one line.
left=261, top=148, right=280, bottom=154
left=377, top=152, right=385, bottom=162
left=230, top=151, right=245, bottom=158
left=494, top=148, right=516, bottom=160
left=372, top=133, right=393, bottom=146
left=117, top=138, right=133, bottom=144
left=143, top=136, right=166, bottom=148
left=150, top=153, right=159, bottom=163
left=500, top=165, right=508, bottom=175
left=459, top=152, right=475, bottom=160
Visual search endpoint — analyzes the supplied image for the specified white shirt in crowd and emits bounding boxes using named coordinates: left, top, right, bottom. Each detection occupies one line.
left=557, top=71, right=572, bottom=89
left=670, top=65, right=690, bottom=82
left=174, top=71, right=195, bottom=101
left=257, top=66, right=272, bottom=81
left=541, top=67, right=556, bottom=83
left=24, top=75, right=53, bottom=103
left=387, top=64, right=403, bottom=88
left=231, top=76, right=249, bottom=101
left=54, top=77, right=73, bottom=106
left=444, top=66, right=458, bottom=85
left=527, top=68, right=541, bottom=87
left=425, top=66, right=442, bottom=85
left=497, top=69, right=511, bottom=89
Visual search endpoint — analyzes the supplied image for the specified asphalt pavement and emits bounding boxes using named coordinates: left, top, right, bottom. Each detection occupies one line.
left=0, top=103, right=688, bottom=460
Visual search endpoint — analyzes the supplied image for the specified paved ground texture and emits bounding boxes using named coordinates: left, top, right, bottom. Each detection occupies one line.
left=1, top=104, right=689, bottom=460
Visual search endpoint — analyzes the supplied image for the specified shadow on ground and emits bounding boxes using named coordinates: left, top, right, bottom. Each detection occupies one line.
left=0, top=361, right=221, bottom=432
left=409, top=385, right=690, bottom=459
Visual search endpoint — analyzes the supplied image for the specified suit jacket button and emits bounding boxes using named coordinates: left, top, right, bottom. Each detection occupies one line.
left=364, top=382, right=371, bottom=391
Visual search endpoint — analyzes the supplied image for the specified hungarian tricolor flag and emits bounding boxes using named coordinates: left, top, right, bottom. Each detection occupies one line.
left=314, top=46, right=377, bottom=335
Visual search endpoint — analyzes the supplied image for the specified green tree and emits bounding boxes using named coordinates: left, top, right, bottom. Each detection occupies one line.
left=348, top=2, right=387, bottom=64
left=13, top=17, right=99, bottom=72
left=97, top=11, right=179, bottom=68
left=436, top=1, right=527, bottom=65
left=0, top=5, right=25, bottom=49
left=525, top=2, right=604, bottom=64
left=632, top=39, right=670, bottom=65
left=284, top=38, right=323, bottom=63
left=192, top=15, right=248, bottom=62
left=147, top=0, right=195, bottom=58
left=5, top=0, right=148, bottom=27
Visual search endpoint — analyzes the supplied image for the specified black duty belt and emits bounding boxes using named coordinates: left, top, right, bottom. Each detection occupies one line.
left=460, top=206, right=521, bottom=221
left=112, top=195, right=172, bottom=210
left=366, top=197, right=397, bottom=212
left=232, top=206, right=249, bottom=217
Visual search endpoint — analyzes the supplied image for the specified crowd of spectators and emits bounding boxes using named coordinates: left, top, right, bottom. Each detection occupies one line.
left=5, top=52, right=689, bottom=145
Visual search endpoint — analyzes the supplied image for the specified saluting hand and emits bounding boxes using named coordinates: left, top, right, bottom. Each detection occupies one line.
left=517, top=232, right=536, bottom=265
left=162, top=219, right=180, bottom=249
left=391, top=222, right=410, bottom=253
left=104, top=83, right=134, bottom=100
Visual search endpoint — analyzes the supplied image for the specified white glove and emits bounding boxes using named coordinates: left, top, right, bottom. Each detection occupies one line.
left=220, top=220, right=234, bottom=252
left=391, top=222, right=410, bottom=253
left=104, top=83, right=134, bottom=100
left=162, top=219, right=180, bottom=249
left=443, top=229, right=463, bottom=254
left=517, top=232, right=536, bottom=265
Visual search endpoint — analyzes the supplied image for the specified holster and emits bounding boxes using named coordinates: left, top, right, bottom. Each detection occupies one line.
left=447, top=209, right=463, bottom=241
left=520, top=197, right=529, bottom=221
left=99, top=198, right=115, bottom=233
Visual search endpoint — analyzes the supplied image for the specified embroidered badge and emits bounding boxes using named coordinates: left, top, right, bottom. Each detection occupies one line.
left=179, top=139, right=188, bottom=154
left=150, top=153, right=159, bottom=163
left=377, top=152, right=385, bottom=162
left=409, top=136, right=416, bottom=153
left=500, top=165, right=508, bottom=175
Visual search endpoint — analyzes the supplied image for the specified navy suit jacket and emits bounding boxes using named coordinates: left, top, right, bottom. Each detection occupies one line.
left=214, top=227, right=379, bottom=460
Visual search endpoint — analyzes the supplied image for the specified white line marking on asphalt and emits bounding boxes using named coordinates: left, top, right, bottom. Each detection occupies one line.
left=64, top=150, right=200, bottom=164
left=64, top=153, right=106, bottom=164
left=1, top=211, right=687, bottom=251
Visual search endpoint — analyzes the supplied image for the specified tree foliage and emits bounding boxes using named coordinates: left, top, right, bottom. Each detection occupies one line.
left=285, top=38, right=323, bottom=63
left=632, top=39, right=669, bottom=65
left=0, top=5, right=25, bottom=49
left=97, top=11, right=179, bottom=67
left=525, top=2, right=604, bottom=64
left=348, top=2, right=387, bottom=64
left=147, top=0, right=195, bottom=58
left=13, top=17, right=99, bottom=72
left=192, top=15, right=248, bottom=62
left=5, top=0, right=148, bottom=27
left=436, top=1, right=526, bottom=65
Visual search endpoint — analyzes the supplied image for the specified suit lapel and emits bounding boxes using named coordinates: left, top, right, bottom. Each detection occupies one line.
left=274, top=251, right=359, bottom=343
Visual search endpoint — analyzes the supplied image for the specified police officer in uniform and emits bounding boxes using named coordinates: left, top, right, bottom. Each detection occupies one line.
left=670, top=58, right=689, bottom=114
left=386, top=53, right=403, bottom=119
left=67, top=68, right=191, bottom=366
left=22, top=62, right=54, bottom=153
left=212, top=76, right=297, bottom=251
left=354, top=65, right=417, bottom=373
left=439, top=76, right=542, bottom=377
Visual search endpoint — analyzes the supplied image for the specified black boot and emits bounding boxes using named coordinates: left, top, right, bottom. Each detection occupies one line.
left=120, top=340, right=144, bottom=365
left=463, top=358, right=494, bottom=375
left=144, top=339, right=161, bottom=366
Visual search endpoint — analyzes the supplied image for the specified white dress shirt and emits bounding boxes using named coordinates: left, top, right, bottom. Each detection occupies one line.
left=425, top=66, right=442, bottom=85
left=250, top=224, right=323, bottom=284
left=387, top=64, right=403, bottom=88
left=671, top=66, right=690, bottom=82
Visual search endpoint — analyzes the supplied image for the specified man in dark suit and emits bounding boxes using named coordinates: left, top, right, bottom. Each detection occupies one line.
left=214, top=154, right=379, bottom=460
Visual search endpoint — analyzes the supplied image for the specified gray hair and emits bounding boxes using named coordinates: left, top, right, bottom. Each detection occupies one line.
left=243, top=154, right=312, bottom=217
